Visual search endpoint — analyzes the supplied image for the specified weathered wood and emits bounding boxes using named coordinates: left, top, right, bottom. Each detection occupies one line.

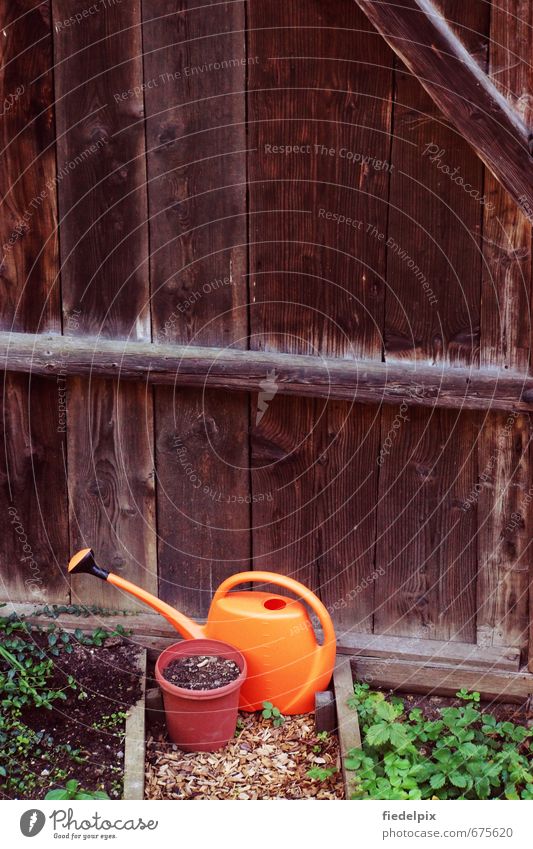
left=0, top=1, right=69, bottom=604
left=247, top=0, right=392, bottom=609
left=353, top=0, right=533, bottom=216
left=4, top=602, right=521, bottom=672
left=315, top=691, right=337, bottom=733
left=476, top=0, right=533, bottom=655
left=374, top=407, right=480, bottom=641
left=53, top=0, right=157, bottom=608
left=337, top=631, right=520, bottom=671
left=333, top=659, right=360, bottom=798
left=142, top=0, right=250, bottom=617
left=5, top=331, right=533, bottom=412
left=352, top=657, right=533, bottom=704
left=374, top=1, right=488, bottom=643
left=123, top=649, right=147, bottom=801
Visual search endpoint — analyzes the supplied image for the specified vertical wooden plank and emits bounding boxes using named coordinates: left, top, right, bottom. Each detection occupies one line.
left=375, top=0, right=489, bottom=641
left=142, top=1, right=250, bottom=617
left=0, top=1, right=68, bottom=603
left=476, top=0, right=533, bottom=655
left=53, top=0, right=156, bottom=608
left=247, top=0, right=393, bottom=630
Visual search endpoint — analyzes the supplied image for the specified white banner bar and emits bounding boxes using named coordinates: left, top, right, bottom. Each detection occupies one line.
left=3, top=799, right=533, bottom=849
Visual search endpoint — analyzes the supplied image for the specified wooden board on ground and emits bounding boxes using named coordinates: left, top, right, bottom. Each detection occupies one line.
left=123, top=649, right=147, bottom=801
left=337, top=632, right=520, bottom=671
left=333, top=658, right=360, bottom=799
left=352, top=657, right=533, bottom=704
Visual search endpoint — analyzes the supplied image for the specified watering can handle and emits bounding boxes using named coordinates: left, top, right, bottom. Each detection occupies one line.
left=212, top=571, right=336, bottom=649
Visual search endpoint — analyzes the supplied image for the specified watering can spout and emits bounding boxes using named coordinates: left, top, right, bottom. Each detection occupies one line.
left=67, top=549, right=204, bottom=640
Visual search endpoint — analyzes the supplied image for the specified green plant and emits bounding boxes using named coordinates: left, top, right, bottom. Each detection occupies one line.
left=92, top=711, right=128, bottom=734
left=73, top=625, right=130, bottom=647
left=307, top=766, right=338, bottom=781
left=262, top=701, right=285, bottom=727
left=345, top=683, right=533, bottom=800
left=456, top=688, right=480, bottom=703
left=234, top=717, right=245, bottom=738
left=313, top=730, right=329, bottom=753
left=45, top=779, right=110, bottom=801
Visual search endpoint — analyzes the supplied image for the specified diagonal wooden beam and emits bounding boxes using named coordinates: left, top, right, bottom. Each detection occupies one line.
left=354, top=0, right=533, bottom=217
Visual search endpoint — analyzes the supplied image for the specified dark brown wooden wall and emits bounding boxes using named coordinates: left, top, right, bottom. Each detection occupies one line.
left=0, top=1, right=531, bottom=660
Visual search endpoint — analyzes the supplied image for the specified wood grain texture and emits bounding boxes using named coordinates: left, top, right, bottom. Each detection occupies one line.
left=6, top=331, right=533, bottom=412
left=53, top=0, right=156, bottom=607
left=334, top=658, right=360, bottom=797
left=354, top=0, right=533, bottom=215
left=142, top=0, right=250, bottom=617
left=375, top=0, right=489, bottom=642
left=374, top=407, right=479, bottom=641
left=0, top=1, right=68, bottom=603
left=351, top=657, right=533, bottom=703
left=476, top=0, right=533, bottom=654
left=247, top=0, right=393, bottom=623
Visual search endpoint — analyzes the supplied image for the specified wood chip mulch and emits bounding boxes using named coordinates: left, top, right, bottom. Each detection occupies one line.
left=145, top=713, right=344, bottom=800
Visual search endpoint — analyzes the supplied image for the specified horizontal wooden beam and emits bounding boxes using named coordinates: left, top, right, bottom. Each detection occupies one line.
left=354, top=0, right=533, bottom=217
left=337, top=632, right=520, bottom=672
left=2, top=331, right=533, bottom=412
left=351, top=657, right=533, bottom=704
left=4, top=604, right=522, bottom=675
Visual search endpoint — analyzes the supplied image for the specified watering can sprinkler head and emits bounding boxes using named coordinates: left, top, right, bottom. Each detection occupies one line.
left=68, top=548, right=109, bottom=580
left=68, top=548, right=205, bottom=641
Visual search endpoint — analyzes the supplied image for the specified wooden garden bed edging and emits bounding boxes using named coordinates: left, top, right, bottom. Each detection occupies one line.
left=351, top=657, right=533, bottom=705
left=123, top=649, right=147, bottom=801
left=5, top=604, right=522, bottom=672
left=333, top=659, right=361, bottom=799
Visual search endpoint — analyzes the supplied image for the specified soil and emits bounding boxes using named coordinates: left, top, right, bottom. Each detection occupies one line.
left=162, top=655, right=240, bottom=690
left=389, top=690, right=533, bottom=724
left=1, top=635, right=142, bottom=800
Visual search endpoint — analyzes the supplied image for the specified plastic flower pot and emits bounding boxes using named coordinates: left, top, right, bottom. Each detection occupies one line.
left=155, top=638, right=247, bottom=752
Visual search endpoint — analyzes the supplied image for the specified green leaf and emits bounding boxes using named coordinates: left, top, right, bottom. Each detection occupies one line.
left=430, top=773, right=446, bottom=790
left=45, top=789, right=68, bottom=800
left=449, top=771, right=468, bottom=788
left=388, top=724, right=409, bottom=749
left=505, top=783, right=519, bottom=800
left=375, top=701, right=397, bottom=722
left=475, top=776, right=490, bottom=799
left=366, top=723, right=391, bottom=748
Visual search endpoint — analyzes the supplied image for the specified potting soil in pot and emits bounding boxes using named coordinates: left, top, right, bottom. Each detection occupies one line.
left=162, top=655, right=240, bottom=690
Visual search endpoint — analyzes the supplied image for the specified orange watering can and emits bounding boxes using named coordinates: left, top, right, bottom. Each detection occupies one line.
left=68, top=549, right=336, bottom=714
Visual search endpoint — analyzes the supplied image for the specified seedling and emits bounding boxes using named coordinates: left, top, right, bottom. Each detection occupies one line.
left=307, top=766, right=338, bottom=781
left=45, top=779, right=110, bottom=800
left=456, top=688, right=481, bottom=703
left=262, top=701, right=285, bottom=727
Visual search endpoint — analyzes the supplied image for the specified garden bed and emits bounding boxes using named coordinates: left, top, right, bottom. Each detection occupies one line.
left=342, top=681, right=533, bottom=800
left=0, top=612, right=143, bottom=800
left=146, top=712, right=344, bottom=800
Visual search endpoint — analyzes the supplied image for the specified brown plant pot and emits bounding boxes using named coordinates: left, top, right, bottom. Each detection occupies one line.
left=155, top=639, right=247, bottom=752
